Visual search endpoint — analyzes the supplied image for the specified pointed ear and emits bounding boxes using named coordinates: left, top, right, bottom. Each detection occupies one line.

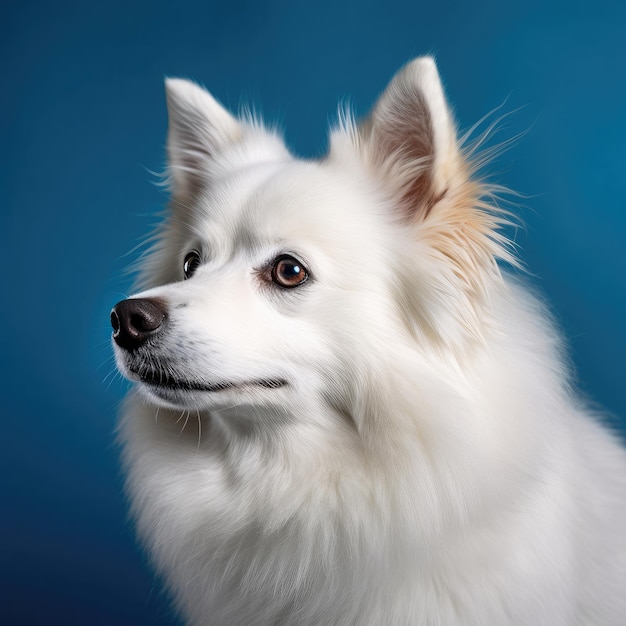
left=360, top=57, right=461, bottom=219
left=165, top=78, right=243, bottom=197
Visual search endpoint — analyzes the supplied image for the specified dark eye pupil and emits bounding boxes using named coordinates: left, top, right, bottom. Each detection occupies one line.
left=280, top=261, right=300, bottom=277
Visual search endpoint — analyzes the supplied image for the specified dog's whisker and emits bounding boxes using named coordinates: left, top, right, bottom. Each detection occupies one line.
left=179, top=410, right=191, bottom=436
left=196, top=410, right=202, bottom=451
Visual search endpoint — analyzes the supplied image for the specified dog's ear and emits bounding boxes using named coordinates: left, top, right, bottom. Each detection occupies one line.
left=359, top=57, right=462, bottom=220
left=165, top=78, right=242, bottom=197
left=351, top=59, right=511, bottom=346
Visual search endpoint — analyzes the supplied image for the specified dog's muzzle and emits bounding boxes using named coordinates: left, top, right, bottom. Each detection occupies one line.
left=111, top=298, right=167, bottom=351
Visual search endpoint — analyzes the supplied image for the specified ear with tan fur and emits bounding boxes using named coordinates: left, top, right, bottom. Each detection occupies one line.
left=358, top=58, right=511, bottom=346
left=165, top=78, right=243, bottom=198
left=360, top=57, right=462, bottom=219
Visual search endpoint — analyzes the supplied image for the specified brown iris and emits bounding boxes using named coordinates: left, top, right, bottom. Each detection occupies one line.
left=270, top=254, right=309, bottom=288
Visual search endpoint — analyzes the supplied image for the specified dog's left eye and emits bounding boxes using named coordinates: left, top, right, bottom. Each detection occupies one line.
left=183, top=250, right=201, bottom=279
left=271, top=255, right=309, bottom=288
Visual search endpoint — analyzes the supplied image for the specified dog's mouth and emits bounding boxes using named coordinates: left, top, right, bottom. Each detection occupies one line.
left=129, top=367, right=287, bottom=393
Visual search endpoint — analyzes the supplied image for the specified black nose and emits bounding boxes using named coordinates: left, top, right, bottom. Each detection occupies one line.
left=111, top=298, right=167, bottom=351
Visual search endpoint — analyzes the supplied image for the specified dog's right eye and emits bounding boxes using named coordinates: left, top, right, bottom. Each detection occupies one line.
left=183, top=250, right=201, bottom=279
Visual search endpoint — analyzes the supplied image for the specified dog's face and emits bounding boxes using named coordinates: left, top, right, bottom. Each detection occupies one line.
left=112, top=59, right=506, bottom=416
left=113, top=160, right=398, bottom=413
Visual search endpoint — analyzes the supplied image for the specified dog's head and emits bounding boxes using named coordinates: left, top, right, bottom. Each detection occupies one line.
left=112, top=58, right=508, bottom=417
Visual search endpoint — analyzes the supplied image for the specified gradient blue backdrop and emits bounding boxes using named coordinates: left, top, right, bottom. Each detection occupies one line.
left=2, top=1, right=625, bottom=624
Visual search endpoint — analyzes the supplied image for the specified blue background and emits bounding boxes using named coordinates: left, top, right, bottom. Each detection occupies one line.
left=2, top=1, right=625, bottom=624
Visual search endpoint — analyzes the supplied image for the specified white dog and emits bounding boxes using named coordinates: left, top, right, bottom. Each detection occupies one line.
left=111, top=58, right=626, bottom=625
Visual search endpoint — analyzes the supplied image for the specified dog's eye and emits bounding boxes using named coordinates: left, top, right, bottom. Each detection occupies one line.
left=183, top=250, right=201, bottom=279
left=271, top=255, right=309, bottom=288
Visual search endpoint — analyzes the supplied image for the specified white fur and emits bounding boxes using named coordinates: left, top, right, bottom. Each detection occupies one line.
left=114, top=58, right=626, bottom=625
